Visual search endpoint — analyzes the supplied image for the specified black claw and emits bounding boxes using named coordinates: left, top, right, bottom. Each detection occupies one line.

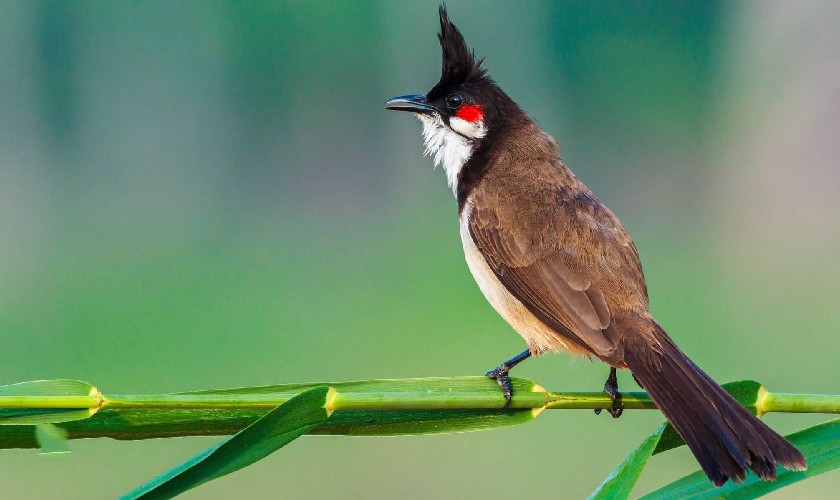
left=595, top=367, right=624, bottom=418
left=606, top=395, right=623, bottom=419
left=484, top=349, right=531, bottom=409
left=486, top=364, right=513, bottom=408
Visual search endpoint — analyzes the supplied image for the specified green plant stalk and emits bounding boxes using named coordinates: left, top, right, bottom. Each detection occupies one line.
left=0, top=396, right=101, bottom=409
left=1, top=378, right=838, bottom=451
left=0, top=390, right=836, bottom=414
left=761, top=392, right=840, bottom=415
left=544, top=391, right=658, bottom=410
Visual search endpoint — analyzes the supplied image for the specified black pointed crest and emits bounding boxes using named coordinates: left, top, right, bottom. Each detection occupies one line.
left=432, top=5, right=486, bottom=95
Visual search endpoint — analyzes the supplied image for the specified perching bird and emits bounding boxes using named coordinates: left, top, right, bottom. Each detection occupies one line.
left=384, top=5, right=806, bottom=487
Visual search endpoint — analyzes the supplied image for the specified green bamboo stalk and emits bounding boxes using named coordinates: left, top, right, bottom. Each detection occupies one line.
left=0, top=396, right=100, bottom=409
left=99, top=391, right=545, bottom=410
left=760, top=392, right=840, bottom=415
left=544, top=391, right=658, bottom=410
left=93, top=390, right=840, bottom=413
left=99, top=391, right=548, bottom=411
left=0, top=389, right=837, bottom=413
left=1, top=378, right=838, bottom=451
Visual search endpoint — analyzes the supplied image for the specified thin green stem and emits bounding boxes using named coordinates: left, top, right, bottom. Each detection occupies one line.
left=544, top=391, right=658, bottom=410
left=2, top=390, right=832, bottom=413
left=761, top=393, right=840, bottom=415
left=0, top=396, right=100, bottom=409
left=1, top=380, right=837, bottom=450
left=102, top=394, right=299, bottom=409
left=330, top=391, right=547, bottom=410
left=103, top=391, right=548, bottom=410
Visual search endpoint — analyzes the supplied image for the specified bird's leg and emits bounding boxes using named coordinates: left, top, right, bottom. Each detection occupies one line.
left=595, top=367, right=623, bottom=418
left=485, top=349, right=531, bottom=408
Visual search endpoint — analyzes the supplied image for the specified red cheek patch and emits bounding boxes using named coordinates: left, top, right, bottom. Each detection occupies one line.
left=455, top=105, right=485, bottom=123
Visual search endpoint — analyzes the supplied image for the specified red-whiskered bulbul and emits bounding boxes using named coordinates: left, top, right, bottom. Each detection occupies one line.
left=384, top=6, right=806, bottom=487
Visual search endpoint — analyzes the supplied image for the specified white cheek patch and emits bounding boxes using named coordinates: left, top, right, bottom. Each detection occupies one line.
left=417, top=114, right=483, bottom=193
left=449, top=116, right=487, bottom=140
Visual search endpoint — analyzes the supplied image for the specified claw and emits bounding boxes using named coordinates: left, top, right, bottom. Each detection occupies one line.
left=595, top=367, right=624, bottom=418
left=484, top=349, right=531, bottom=409
left=605, top=388, right=623, bottom=418
left=486, top=364, right=513, bottom=408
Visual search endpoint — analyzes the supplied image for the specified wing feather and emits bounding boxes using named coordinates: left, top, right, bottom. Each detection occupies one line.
left=467, top=158, right=647, bottom=358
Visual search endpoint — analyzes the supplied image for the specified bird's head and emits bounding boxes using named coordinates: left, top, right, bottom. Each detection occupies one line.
left=385, top=5, right=514, bottom=191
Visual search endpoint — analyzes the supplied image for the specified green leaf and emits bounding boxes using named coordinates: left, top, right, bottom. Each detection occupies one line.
left=588, top=381, right=768, bottom=500
left=588, top=423, right=667, bottom=500
left=0, top=380, right=96, bottom=398
left=35, top=424, right=71, bottom=456
left=640, top=418, right=840, bottom=499
left=0, top=379, right=100, bottom=425
left=652, top=381, right=764, bottom=455
left=120, top=385, right=333, bottom=500
left=311, top=407, right=536, bottom=435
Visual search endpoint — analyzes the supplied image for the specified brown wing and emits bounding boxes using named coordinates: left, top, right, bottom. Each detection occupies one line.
left=467, top=159, right=648, bottom=358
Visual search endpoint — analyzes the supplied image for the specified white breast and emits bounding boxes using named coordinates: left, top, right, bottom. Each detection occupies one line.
left=459, top=200, right=589, bottom=357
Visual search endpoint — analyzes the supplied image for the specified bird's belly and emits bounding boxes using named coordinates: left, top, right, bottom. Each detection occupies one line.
left=458, top=209, right=590, bottom=357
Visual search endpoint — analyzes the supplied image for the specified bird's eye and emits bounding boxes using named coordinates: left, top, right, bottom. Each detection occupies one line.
left=446, top=93, right=464, bottom=109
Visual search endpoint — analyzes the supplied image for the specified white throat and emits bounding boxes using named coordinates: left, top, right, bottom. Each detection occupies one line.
left=418, top=114, right=486, bottom=193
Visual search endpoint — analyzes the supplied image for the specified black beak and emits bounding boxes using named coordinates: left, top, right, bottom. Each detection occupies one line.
left=384, top=94, right=435, bottom=114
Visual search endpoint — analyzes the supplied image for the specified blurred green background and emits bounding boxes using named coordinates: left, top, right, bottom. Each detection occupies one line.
left=1, top=0, right=838, bottom=498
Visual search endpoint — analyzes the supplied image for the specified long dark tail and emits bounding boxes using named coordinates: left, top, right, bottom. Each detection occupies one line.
left=622, top=319, right=807, bottom=486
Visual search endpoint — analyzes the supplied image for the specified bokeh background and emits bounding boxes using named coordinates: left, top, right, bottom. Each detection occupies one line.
left=1, top=0, right=838, bottom=498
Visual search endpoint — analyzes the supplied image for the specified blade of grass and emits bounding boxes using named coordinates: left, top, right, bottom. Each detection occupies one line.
left=0, top=406, right=540, bottom=449
left=640, top=418, right=840, bottom=499
left=34, top=424, right=71, bottom=456
left=588, top=381, right=788, bottom=499
left=120, top=385, right=333, bottom=500
left=311, top=407, right=537, bottom=435
left=588, top=423, right=667, bottom=500
left=0, top=380, right=97, bottom=398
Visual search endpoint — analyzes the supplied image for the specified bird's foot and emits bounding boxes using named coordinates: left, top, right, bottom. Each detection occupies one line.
left=594, top=367, right=624, bottom=418
left=484, top=349, right=531, bottom=409
left=485, top=364, right=513, bottom=408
